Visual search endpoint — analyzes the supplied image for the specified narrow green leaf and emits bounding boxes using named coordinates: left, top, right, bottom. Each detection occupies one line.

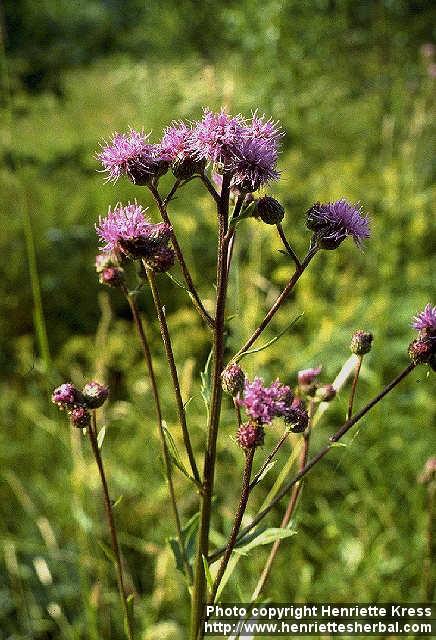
left=168, top=537, right=185, bottom=574
left=162, top=423, right=197, bottom=484
left=202, top=554, right=214, bottom=593
left=112, top=495, right=123, bottom=509
left=330, top=442, right=347, bottom=448
left=97, top=541, right=116, bottom=564
left=97, top=426, right=106, bottom=449
left=236, top=313, right=304, bottom=362
left=200, top=349, right=213, bottom=412
left=255, top=460, right=277, bottom=485
left=236, top=527, right=296, bottom=555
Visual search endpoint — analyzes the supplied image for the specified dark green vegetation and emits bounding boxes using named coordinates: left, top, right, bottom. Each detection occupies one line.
left=1, top=2, right=435, bottom=638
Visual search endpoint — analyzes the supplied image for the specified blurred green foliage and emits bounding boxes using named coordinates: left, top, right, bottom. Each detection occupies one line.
left=0, top=1, right=435, bottom=638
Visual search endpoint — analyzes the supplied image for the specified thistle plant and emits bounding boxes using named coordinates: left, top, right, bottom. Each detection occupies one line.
left=50, top=107, right=434, bottom=639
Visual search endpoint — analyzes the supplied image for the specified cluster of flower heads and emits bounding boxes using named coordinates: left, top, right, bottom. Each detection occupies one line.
left=409, top=303, right=436, bottom=368
left=52, top=382, right=109, bottom=428
left=96, top=202, right=175, bottom=272
left=98, top=108, right=283, bottom=193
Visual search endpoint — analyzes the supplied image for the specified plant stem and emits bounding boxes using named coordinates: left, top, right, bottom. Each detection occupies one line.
left=249, top=428, right=291, bottom=492
left=276, top=223, right=301, bottom=270
left=190, top=173, right=231, bottom=640
left=209, top=362, right=415, bottom=563
left=209, top=447, right=256, bottom=605
left=148, top=183, right=215, bottom=329
left=251, top=401, right=314, bottom=601
left=145, top=269, right=201, bottom=487
left=232, top=246, right=317, bottom=362
left=200, top=174, right=221, bottom=204
left=347, top=355, right=363, bottom=420
left=87, top=412, right=134, bottom=640
left=123, top=287, right=193, bottom=579
left=424, top=482, right=435, bottom=600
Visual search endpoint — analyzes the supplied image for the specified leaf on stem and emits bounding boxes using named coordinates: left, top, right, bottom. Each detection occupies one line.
left=254, top=460, right=277, bottom=485
left=200, top=349, right=213, bottom=413
left=97, top=426, right=106, bottom=449
left=97, top=540, right=116, bottom=564
left=162, top=423, right=198, bottom=485
left=202, top=555, right=214, bottom=593
left=168, top=511, right=201, bottom=575
left=236, top=313, right=304, bottom=363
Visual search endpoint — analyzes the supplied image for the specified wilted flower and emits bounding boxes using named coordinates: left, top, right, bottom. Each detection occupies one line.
left=238, top=377, right=293, bottom=425
left=82, top=382, right=109, bottom=409
left=52, top=383, right=81, bottom=411
left=284, top=398, right=309, bottom=433
left=315, top=383, right=336, bottom=403
left=306, top=199, right=370, bottom=249
left=350, top=330, right=373, bottom=355
left=221, top=363, right=246, bottom=397
left=298, top=366, right=322, bottom=388
left=96, top=203, right=172, bottom=259
left=236, top=422, right=265, bottom=449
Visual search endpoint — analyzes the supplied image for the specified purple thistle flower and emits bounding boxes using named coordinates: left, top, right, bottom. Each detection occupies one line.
left=52, top=383, right=80, bottom=410
left=306, top=199, right=370, bottom=249
left=161, top=121, right=194, bottom=161
left=284, top=398, right=309, bottom=433
left=246, top=111, right=283, bottom=145
left=96, top=203, right=171, bottom=258
left=230, top=137, right=279, bottom=192
left=412, top=304, right=436, bottom=336
left=189, top=108, right=245, bottom=166
left=238, top=377, right=294, bottom=425
left=71, top=406, right=91, bottom=429
left=82, top=381, right=109, bottom=409
left=97, top=129, right=149, bottom=182
left=236, top=423, right=265, bottom=450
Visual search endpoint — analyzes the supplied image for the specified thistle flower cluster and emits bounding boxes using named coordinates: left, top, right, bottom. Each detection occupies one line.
left=237, top=377, right=294, bottom=425
left=52, top=381, right=108, bottom=428
left=409, top=303, right=436, bottom=368
left=98, top=109, right=282, bottom=193
left=96, top=203, right=175, bottom=270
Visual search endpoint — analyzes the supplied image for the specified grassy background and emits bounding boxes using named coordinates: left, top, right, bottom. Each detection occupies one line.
left=0, top=2, right=435, bottom=638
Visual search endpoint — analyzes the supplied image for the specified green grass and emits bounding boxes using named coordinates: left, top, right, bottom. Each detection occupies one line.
left=0, top=28, right=435, bottom=640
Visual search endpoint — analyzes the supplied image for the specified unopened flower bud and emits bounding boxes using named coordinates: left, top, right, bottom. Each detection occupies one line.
left=315, top=383, right=336, bottom=403
left=52, top=383, right=81, bottom=411
left=236, top=423, right=264, bottom=449
left=255, top=196, right=285, bottom=225
left=298, top=366, right=322, bottom=395
left=408, top=338, right=433, bottom=365
left=70, top=406, right=91, bottom=428
left=350, top=330, right=373, bottom=355
left=221, top=363, right=245, bottom=396
left=127, top=156, right=169, bottom=185
left=99, top=266, right=124, bottom=287
left=145, top=246, right=176, bottom=273
left=284, top=398, right=309, bottom=433
left=82, top=381, right=109, bottom=409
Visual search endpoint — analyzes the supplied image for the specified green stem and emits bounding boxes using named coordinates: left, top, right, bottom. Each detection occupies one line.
left=347, top=355, right=363, bottom=420
left=88, top=412, right=134, bottom=640
left=190, top=173, right=231, bottom=640
left=145, top=271, right=201, bottom=487
left=124, top=287, right=192, bottom=580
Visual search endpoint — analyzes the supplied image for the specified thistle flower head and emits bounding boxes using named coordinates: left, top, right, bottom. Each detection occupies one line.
left=236, top=422, right=264, bottom=449
left=161, top=121, right=194, bottom=161
left=284, top=398, right=309, bottom=433
left=97, top=129, right=149, bottom=182
left=306, top=199, right=370, bottom=249
left=96, top=203, right=171, bottom=258
left=144, top=245, right=176, bottom=273
left=315, top=383, right=336, bottom=403
left=70, top=406, right=91, bottom=428
left=350, top=330, right=373, bottom=355
left=52, top=383, right=80, bottom=410
left=230, top=137, right=279, bottom=192
left=238, top=377, right=294, bottom=425
left=82, top=381, right=109, bottom=409
left=190, top=108, right=245, bottom=165
left=412, top=304, right=436, bottom=336
left=247, top=111, right=283, bottom=144
left=254, top=196, right=285, bottom=224
left=221, top=363, right=246, bottom=397
left=408, top=338, right=434, bottom=365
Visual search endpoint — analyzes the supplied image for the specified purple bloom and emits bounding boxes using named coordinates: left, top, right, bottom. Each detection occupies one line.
left=284, top=398, right=309, bottom=433
left=238, top=377, right=293, bottom=425
left=97, top=129, right=149, bottom=182
left=306, top=199, right=370, bottom=249
left=71, top=406, right=91, bottom=428
left=161, top=121, right=194, bottom=161
left=412, top=304, right=436, bottom=335
left=82, top=381, right=109, bottom=409
left=189, top=108, right=245, bottom=165
left=96, top=203, right=171, bottom=258
left=236, top=423, right=264, bottom=449
left=246, top=111, right=283, bottom=145
left=230, top=137, right=279, bottom=192
left=52, top=383, right=80, bottom=410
